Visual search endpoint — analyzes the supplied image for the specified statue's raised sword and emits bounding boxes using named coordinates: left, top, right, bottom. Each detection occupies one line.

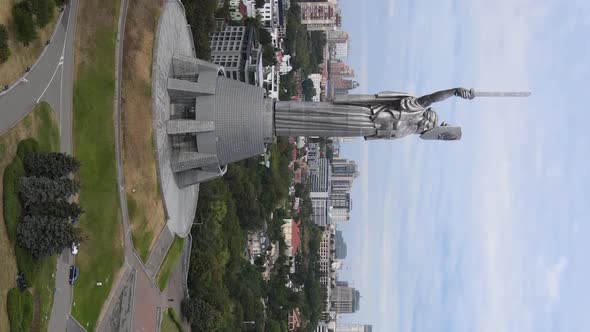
left=468, top=89, right=531, bottom=99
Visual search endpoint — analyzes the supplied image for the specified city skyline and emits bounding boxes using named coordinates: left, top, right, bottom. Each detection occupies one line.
left=338, top=0, right=590, bottom=331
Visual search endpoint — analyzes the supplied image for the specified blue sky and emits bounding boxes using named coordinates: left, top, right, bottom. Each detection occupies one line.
left=336, top=0, right=590, bottom=331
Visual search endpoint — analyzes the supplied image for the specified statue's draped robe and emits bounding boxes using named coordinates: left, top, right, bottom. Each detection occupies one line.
left=274, top=92, right=427, bottom=139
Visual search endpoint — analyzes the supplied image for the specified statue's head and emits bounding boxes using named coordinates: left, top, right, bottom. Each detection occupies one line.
left=417, top=108, right=438, bottom=133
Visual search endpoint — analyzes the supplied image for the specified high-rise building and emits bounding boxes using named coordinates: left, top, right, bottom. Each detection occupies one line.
left=330, top=284, right=361, bottom=314
left=329, top=61, right=355, bottom=78
left=329, top=192, right=351, bottom=224
left=333, top=78, right=359, bottom=95
left=331, top=158, right=359, bottom=193
left=332, top=41, right=349, bottom=61
left=327, top=30, right=349, bottom=44
left=336, top=323, right=373, bottom=332
left=335, top=230, right=347, bottom=259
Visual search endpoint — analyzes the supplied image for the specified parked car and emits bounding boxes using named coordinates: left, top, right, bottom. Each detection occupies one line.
left=71, top=243, right=79, bottom=255
left=69, top=266, right=79, bottom=285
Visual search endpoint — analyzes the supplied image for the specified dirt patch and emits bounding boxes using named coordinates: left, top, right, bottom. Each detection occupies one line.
left=120, top=0, right=165, bottom=259
left=0, top=1, right=59, bottom=86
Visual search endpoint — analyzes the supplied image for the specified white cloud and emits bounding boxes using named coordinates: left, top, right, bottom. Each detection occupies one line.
left=545, top=257, right=568, bottom=304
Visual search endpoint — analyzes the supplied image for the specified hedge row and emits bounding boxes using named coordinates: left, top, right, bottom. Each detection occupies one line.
left=6, top=288, right=34, bottom=332
left=3, top=158, right=24, bottom=242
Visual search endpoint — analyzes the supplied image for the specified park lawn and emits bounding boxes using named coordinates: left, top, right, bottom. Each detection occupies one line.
left=121, top=0, right=164, bottom=262
left=0, top=102, right=59, bottom=332
left=156, top=236, right=185, bottom=291
left=0, top=1, right=59, bottom=87
left=69, top=0, right=123, bottom=329
left=160, top=308, right=185, bottom=332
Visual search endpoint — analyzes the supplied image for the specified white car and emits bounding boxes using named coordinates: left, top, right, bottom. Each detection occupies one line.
left=71, top=243, right=79, bottom=255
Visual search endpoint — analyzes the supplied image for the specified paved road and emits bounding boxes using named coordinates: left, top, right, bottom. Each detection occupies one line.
left=44, top=1, right=79, bottom=331
left=0, top=2, right=75, bottom=144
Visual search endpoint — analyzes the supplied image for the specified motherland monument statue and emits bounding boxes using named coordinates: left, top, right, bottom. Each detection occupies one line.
left=275, top=88, right=531, bottom=141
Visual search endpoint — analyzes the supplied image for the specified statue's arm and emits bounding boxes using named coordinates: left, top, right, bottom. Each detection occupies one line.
left=416, top=88, right=471, bottom=107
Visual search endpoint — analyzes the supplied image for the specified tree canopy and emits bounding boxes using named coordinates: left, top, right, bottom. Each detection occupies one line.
left=17, top=215, right=82, bottom=259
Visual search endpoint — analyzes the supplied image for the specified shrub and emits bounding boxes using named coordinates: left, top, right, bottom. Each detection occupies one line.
left=0, top=24, right=10, bottom=63
left=32, top=0, right=54, bottom=28
left=24, top=152, right=81, bottom=179
left=7, top=288, right=34, bottom=332
left=15, top=245, right=40, bottom=285
left=13, top=2, right=38, bottom=46
left=3, top=158, right=24, bottom=242
left=16, top=138, right=40, bottom=160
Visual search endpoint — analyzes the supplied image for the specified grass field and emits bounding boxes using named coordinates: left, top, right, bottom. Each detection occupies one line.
left=156, top=236, right=185, bottom=291
left=69, top=0, right=123, bottom=329
left=160, top=308, right=185, bottom=332
left=121, top=0, right=164, bottom=262
left=0, top=0, right=59, bottom=87
left=0, top=102, right=59, bottom=332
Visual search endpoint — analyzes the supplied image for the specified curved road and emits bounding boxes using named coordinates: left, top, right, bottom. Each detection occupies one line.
left=0, top=3, right=75, bottom=152
left=0, top=0, right=79, bottom=331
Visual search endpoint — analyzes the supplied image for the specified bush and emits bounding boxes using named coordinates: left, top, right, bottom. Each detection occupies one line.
left=15, top=245, right=40, bottom=285
left=3, top=158, right=24, bottom=242
left=13, top=2, right=38, bottom=46
left=16, top=138, right=40, bottom=160
left=24, top=152, right=81, bottom=179
left=7, top=288, right=34, bottom=332
left=32, top=0, right=55, bottom=28
left=0, top=24, right=10, bottom=63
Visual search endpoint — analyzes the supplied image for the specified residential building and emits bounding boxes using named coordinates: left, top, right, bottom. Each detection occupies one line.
left=299, top=2, right=341, bottom=31
left=281, top=219, right=301, bottom=258
left=288, top=308, right=302, bottom=331
left=209, top=21, right=263, bottom=86
left=336, top=323, right=373, bottom=332
left=308, top=73, right=323, bottom=102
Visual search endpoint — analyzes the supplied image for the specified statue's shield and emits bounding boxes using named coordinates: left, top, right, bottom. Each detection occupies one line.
left=420, top=126, right=462, bottom=141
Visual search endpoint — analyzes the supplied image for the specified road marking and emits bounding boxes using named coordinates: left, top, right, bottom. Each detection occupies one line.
left=36, top=62, right=63, bottom=104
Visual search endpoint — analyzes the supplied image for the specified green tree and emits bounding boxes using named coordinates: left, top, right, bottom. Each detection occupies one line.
left=19, top=177, right=80, bottom=206
left=258, top=27, right=272, bottom=45
left=181, top=297, right=221, bottom=331
left=262, top=44, right=276, bottom=67
left=16, top=215, right=82, bottom=259
left=32, top=0, right=54, bottom=28
left=26, top=200, right=83, bottom=222
left=0, top=24, right=10, bottom=63
left=24, top=152, right=81, bottom=179
left=302, top=78, right=316, bottom=101
left=13, top=2, right=38, bottom=46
